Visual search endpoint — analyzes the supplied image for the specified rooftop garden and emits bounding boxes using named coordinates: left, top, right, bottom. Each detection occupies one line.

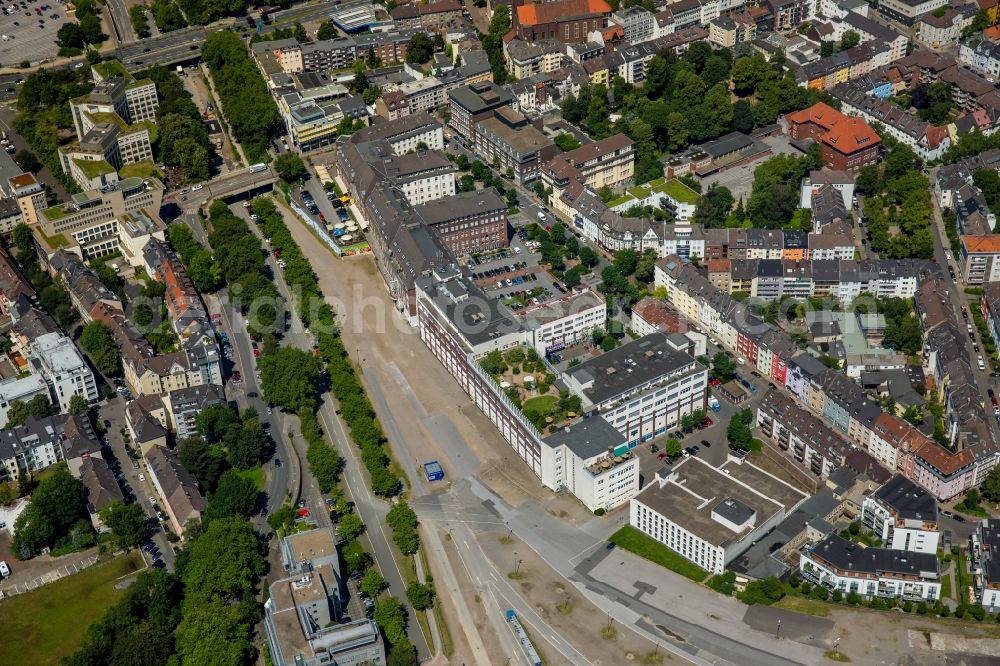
left=73, top=158, right=114, bottom=179
left=119, top=160, right=162, bottom=180
left=479, top=347, right=582, bottom=432
left=92, top=59, right=130, bottom=81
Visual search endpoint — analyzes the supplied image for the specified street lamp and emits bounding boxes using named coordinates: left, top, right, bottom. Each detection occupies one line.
left=775, top=619, right=781, bottom=639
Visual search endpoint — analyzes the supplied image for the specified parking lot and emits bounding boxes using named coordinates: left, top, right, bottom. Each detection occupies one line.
left=0, top=1, right=64, bottom=67
left=466, top=236, right=573, bottom=312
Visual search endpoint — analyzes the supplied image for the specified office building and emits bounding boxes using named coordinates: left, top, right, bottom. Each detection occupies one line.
left=631, top=455, right=808, bottom=574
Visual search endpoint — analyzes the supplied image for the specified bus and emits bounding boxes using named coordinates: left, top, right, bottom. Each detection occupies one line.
left=249, top=163, right=267, bottom=174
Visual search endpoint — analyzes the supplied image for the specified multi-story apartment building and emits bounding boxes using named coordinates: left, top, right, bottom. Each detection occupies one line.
left=504, top=38, right=564, bottom=79
left=543, top=134, right=636, bottom=195
left=561, top=332, right=707, bottom=447
left=448, top=81, right=514, bottom=144
left=474, top=107, right=558, bottom=185
left=0, top=414, right=99, bottom=482
left=970, top=519, right=1000, bottom=611
left=961, top=235, right=1000, bottom=284
left=612, top=6, right=655, bottom=42
left=800, top=535, right=941, bottom=601
left=27, top=332, right=98, bottom=412
left=393, top=76, right=447, bottom=115
left=161, top=384, right=226, bottom=440
left=145, top=445, right=205, bottom=537
left=301, top=37, right=357, bottom=71
left=757, top=388, right=860, bottom=479
left=959, top=35, right=1000, bottom=81
left=861, top=474, right=940, bottom=554
left=631, top=456, right=807, bottom=575
left=9, top=172, right=47, bottom=225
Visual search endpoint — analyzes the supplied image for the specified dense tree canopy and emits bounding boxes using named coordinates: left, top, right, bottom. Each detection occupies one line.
left=202, top=31, right=281, bottom=163
left=13, top=465, right=90, bottom=558
left=80, top=321, right=121, bottom=376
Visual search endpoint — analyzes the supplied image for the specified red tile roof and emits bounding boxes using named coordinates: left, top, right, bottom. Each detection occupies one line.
left=516, top=0, right=611, bottom=26
left=785, top=102, right=844, bottom=132
left=821, top=116, right=880, bottom=155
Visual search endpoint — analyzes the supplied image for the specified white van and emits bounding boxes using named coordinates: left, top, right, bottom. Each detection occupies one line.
left=0, top=561, right=9, bottom=578
left=537, top=212, right=546, bottom=221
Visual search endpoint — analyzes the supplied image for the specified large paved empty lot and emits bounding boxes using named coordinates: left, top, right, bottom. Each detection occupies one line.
left=0, top=3, right=64, bottom=67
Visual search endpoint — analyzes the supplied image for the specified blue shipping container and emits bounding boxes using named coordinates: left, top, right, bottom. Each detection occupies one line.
left=423, top=461, right=444, bottom=482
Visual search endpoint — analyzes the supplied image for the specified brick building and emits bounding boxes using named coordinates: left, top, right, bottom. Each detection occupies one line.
left=785, top=103, right=881, bottom=171
left=513, top=0, right=613, bottom=44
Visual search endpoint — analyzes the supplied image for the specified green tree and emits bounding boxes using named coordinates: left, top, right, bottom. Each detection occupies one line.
left=275, top=152, right=308, bottom=184
left=981, top=464, right=1000, bottom=502
left=839, top=30, right=860, bottom=50
left=730, top=54, right=770, bottom=96
left=317, top=20, right=337, bottom=40
left=374, top=596, right=408, bottom=645
left=406, top=32, right=435, bottom=64
left=178, top=436, right=226, bottom=494
left=13, top=149, right=41, bottom=173
left=57, top=22, right=85, bottom=49
left=338, top=512, right=365, bottom=541
left=13, top=465, right=90, bottom=558
left=666, top=438, right=682, bottom=459
left=406, top=581, right=435, bottom=610
left=712, top=352, right=736, bottom=381
left=4, top=400, right=29, bottom=428
left=80, top=321, right=121, bottom=376
left=100, top=501, right=147, bottom=550
left=361, top=567, right=388, bottom=599
left=259, top=347, right=323, bottom=412
left=204, top=470, right=257, bottom=522
left=130, top=5, right=150, bottom=37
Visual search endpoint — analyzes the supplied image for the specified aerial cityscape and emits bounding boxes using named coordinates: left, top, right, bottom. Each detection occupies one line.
left=4, top=0, right=1000, bottom=665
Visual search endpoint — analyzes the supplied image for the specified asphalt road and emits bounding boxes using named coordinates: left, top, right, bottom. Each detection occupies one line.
left=0, top=2, right=341, bottom=98
left=99, top=396, right=177, bottom=571
left=232, top=202, right=432, bottom=658
left=107, top=0, right=136, bottom=45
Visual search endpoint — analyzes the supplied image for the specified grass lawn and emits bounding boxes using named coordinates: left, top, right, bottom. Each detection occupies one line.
left=609, top=526, right=708, bottom=582
left=775, top=596, right=832, bottom=617
left=119, top=160, right=163, bottom=180
left=522, top=395, right=558, bottom=414
left=940, top=573, right=952, bottom=600
left=0, top=550, right=144, bottom=666
left=239, top=467, right=266, bottom=491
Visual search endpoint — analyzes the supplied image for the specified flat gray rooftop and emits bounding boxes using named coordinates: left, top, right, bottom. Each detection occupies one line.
left=633, top=457, right=806, bottom=548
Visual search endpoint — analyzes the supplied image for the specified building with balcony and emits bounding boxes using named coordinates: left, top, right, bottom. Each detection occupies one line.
left=630, top=454, right=808, bottom=575
left=800, top=534, right=940, bottom=601
left=541, top=416, right=640, bottom=512
left=861, top=474, right=940, bottom=554
left=970, top=518, right=1000, bottom=611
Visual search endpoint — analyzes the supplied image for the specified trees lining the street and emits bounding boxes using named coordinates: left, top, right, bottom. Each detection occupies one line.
left=202, top=30, right=281, bottom=163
